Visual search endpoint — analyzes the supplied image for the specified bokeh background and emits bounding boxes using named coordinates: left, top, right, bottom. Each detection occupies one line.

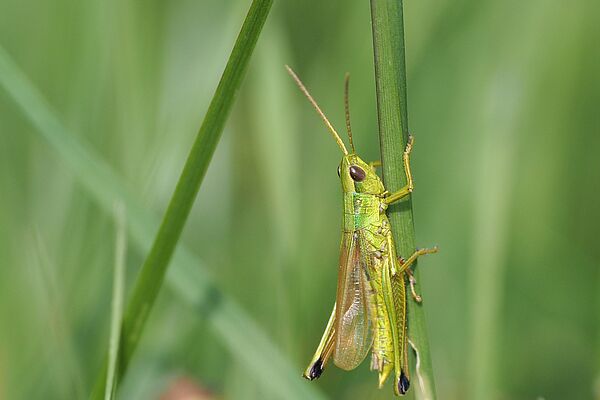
left=0, top=0, right=598, bottom=399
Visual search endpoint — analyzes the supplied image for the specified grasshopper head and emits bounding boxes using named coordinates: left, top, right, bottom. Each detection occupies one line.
left=338, top=153, right=385, bottom=195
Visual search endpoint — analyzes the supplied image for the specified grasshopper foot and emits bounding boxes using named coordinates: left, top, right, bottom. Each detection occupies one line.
left=304, top=358, right=324, bottom=380
left=397, top=369, right=410, bottom=395
left=404, top=135, right=414, bottom=155
left=405, top=268, right=422, bottom=303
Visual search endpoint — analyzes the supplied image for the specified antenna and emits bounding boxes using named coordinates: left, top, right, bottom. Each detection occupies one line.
left=344, top=73, right=356, bottom=153
left=285, top=65, right=348, bottom=155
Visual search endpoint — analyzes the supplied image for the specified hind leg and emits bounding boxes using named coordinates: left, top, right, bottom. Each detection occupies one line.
left=303, top=303, right=336, bottom=380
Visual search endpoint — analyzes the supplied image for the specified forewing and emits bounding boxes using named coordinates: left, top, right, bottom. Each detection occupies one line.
left=333, top=231, right=374, bottom=370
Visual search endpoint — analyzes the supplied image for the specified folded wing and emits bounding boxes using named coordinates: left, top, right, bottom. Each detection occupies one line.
left=333, top=231, right=374, bottom=370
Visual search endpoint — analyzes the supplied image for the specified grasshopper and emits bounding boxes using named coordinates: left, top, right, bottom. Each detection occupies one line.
left=286, top=66, right=437, bottom=396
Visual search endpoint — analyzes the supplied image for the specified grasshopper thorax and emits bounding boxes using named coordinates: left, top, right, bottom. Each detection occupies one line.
left=338, top=154, right=385, bottom=196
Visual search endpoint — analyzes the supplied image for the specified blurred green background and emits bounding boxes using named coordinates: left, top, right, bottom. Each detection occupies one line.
left=0, top=0, right=598, bottom=399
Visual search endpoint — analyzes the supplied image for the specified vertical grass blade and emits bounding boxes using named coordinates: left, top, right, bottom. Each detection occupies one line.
left=0, top=43, right=327, bottom=400
left=93, top=0, right=273, bottom=396
left=369, top=1, right=437, bottom=399
left=105, top=203, right=127, bottom=400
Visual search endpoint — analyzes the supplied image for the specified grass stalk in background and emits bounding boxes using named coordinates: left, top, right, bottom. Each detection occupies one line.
left=0, top=39, right=325, bottom=400
left=105, top=203, right=126, bottom=400
left=89, top=0, right=273, bottom=396
left=369, top=1, right=437, bottom=398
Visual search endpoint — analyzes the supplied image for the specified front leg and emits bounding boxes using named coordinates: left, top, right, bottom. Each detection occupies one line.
left=369, top=160, right=382, bottom=170
left=384, top=135, right=414, bottom=205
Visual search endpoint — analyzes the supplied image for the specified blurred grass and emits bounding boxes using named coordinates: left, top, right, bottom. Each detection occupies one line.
left=0, top=4, right=328, bottom=400
left=90, top=0, right=273, bottom=397
left=105, top=203, right=126, bottom=400
left=0, top=0, right=599, bottom=399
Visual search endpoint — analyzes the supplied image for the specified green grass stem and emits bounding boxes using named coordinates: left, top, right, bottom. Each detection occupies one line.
left=105, top=203, right=126, bottom=400
left=91, top=0, right=272, bottom=396
left=369, top=1, right=437, bottom=398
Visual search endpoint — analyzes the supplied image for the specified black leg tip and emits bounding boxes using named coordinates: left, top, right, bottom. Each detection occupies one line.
left=305, top=358, right=324, bottom=381
left=397, top=370, right=410, bottom=395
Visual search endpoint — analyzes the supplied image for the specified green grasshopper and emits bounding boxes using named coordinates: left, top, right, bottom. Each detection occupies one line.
left=286, top=66, right=437, bottom=396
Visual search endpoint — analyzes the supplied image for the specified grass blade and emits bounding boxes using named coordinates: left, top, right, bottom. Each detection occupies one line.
left=0, top=44, right=326, bottom=400
left=105, top=203, right=127, bottom=400
left=0, top=1, right=326, bottom=399
left=93, top=0, right=273, bottom=395
left=369, top=1, right=437, bottom=398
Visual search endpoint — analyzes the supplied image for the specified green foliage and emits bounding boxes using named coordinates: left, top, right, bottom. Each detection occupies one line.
left=0, top=1, right=598, bottom=399
left=105, top=204, right=126, bottom=400
left=91, top=0, right=273, bottom=397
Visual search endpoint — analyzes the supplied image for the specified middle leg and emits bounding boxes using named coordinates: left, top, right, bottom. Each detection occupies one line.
left=394, top=246, right=438, bottom=302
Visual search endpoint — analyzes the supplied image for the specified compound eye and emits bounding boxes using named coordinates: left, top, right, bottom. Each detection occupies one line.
left=349, top=165, right=366, bottom=181
left=337, top=165, right=341, bottom=177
